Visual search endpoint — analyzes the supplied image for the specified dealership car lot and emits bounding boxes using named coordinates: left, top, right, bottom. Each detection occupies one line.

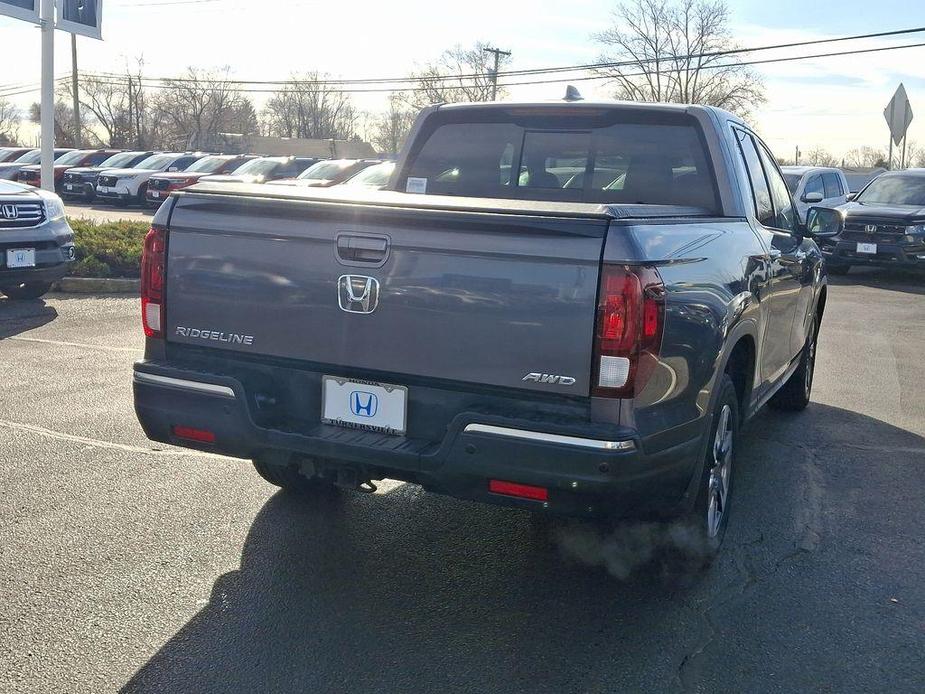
left=0, top=268, right=922, bottom=693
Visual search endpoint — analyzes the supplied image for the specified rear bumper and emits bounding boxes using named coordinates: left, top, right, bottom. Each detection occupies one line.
left=823, top=240, right=925, bottom=268
left=133, top=361, right=703, bottom=518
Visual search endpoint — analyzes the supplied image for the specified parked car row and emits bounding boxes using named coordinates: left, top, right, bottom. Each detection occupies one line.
left=0, top=145, right=393, bottom=209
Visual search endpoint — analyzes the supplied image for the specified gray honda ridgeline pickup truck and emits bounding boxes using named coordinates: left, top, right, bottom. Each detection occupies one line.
left=133, top=100, right=842, bottom=556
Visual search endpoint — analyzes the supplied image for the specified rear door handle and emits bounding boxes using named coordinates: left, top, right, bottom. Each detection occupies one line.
left=336, top=234, right=390, bottom=266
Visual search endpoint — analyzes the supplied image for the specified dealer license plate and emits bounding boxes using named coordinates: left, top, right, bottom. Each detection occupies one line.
left=857, top=242, right=877, bottom=254
left=322, top=376, right=407, bottom=435
left=7, top=249, right=35, bottom=268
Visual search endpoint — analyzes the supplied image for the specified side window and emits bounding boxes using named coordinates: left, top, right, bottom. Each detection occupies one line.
left=822, top=173, right=842, bottom=198
left=173, top=157, right=195, bottom=171
left=734, top=128, right=774, bottom=227
left=755, top=141, right=796, bottom=232
left=804, top=175, right=824, bottom=198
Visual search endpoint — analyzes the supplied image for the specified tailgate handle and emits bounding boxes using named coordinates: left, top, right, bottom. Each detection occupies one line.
left=336, top=234, right=389, bottom=264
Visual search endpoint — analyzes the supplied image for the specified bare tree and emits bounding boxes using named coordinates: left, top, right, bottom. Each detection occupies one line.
left=0, top=98, right=20, bottom=145
left=804, top=146, right=838, bottom=167
left=369, top=94, right=418, bottom=154
left=594, top=0, right=765, bottom=116
left=29, top=100, right=80, bottom=147
left=152, top=67, right=257, bottom=151
left=262, top=72, right=357, bottom=140
left=404, top=42, right=510, bottom=109
left=843, top=146, right=888, bottom=168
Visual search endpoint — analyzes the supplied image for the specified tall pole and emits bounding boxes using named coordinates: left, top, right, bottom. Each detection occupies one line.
left=483, top=46, right=511, bottom=101
left=40, top=0, right=55, bottom=192
left=71, top=33, right=80, bottom=148
left=901, top=136, right=907, bottom=170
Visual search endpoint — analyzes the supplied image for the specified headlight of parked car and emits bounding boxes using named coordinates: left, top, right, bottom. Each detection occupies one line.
left=38, top=190, right=66, bottom=222
left=905, top=224, right=925, bottom=235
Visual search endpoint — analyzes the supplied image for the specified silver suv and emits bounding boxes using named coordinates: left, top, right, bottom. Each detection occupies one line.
left=0, top=180, right=74, bottom=300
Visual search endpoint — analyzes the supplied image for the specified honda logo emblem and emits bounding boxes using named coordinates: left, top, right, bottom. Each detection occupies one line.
left=338, top=275, right=380, bottom=314
left=864, top=224, right=877, bottom=233
left=1, top=204, right=18, bottom=220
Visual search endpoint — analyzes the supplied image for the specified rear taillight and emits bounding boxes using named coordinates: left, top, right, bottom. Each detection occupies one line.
left=592, top=264, right=665, bottom=398
left=141, top=226, right=167, bottom=338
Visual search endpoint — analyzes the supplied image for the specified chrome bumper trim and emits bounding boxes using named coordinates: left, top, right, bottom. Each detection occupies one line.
left=133, top=371, right=236, bottom=399
left=463, top=423, right=635, bottom=451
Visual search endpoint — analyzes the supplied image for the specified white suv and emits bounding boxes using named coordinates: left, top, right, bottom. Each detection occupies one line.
left=95, top=153, right=206, bottom=206
left=780, top=166, right=850, bottom=222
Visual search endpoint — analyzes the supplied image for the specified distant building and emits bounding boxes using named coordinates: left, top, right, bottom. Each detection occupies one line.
left=205, top=133, right=376, bottom=159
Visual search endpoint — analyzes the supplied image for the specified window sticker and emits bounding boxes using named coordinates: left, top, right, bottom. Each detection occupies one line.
left=406, top=177, right=428, bottom=194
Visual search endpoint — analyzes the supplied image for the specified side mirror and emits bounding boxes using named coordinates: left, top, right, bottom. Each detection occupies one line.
left=802, top=191, right=824, bottom=204
left=846, top=192, right=857, bottom=202
left=805, top=207, right=843, bottom=239
left=168, top=167, right=179, bottom=172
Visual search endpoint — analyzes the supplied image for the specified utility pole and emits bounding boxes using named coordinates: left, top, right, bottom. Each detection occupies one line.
left=71, top=33, right=81, bottom=148
left=482, top=46, right=511, bottom=101
left=794, top=145, right=800, bottom=165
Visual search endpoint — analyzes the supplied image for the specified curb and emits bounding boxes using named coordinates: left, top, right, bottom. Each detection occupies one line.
left=53, top=277, right=140, bottom=294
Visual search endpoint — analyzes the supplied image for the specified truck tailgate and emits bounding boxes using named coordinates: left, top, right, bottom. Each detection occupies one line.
left=164, top=192, right=608, bottom=395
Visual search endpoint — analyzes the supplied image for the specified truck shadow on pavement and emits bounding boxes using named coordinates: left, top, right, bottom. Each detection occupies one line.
left=0, top=298, right=57, bottom=340
left=828, top=266, right=925, bottom=295
left=120, top=404, right=925, bottom=694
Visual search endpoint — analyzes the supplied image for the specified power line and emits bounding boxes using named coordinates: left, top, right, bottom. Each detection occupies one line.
left=79, top=25, right=925, bottom=87
left=78, top=40, right=925, bottom=96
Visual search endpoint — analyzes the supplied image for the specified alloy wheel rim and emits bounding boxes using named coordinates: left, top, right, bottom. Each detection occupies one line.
left=707, top=404, right=733, bottom=538
left=804, top=322, right=817, bottom=399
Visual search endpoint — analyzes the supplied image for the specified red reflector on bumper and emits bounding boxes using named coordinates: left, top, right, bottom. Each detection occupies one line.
left=488, top=479, right=548, bottom=501
left=172, top=425, right=215, bottom=443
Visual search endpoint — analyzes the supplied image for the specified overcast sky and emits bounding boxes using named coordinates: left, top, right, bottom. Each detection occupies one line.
left=2, top=0, right=924, bottom=159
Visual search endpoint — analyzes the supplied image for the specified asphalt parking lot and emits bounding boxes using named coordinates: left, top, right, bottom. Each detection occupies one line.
left=1, top=268, right=923, bottom=693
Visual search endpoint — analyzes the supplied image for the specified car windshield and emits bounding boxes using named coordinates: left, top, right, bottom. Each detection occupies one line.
left=184, top=156, right=231, bottom=174
left=98, top=152, right=144, bottom=169
left=343, top=162, right=395, bottom=187
left=230, top=158, right=282, bottom=176
left=54, top=150, right=91, bottom=165
left=783, top=173, right=802, bottom=195
left=856, top=175, right=925, bottom=206
left=14, top=150, right=41, bottom=164
left=134, top=154, right=176, bottom=170
left=299, top=160, right=352, bottom=180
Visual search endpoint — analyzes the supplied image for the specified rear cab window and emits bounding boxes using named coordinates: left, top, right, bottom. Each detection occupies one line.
left=399, top=107, right=720, bottom=211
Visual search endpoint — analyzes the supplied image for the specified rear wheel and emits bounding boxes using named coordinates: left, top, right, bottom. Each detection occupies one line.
left=683, top=374, right=739, bottom=562
left=769, top=315, right=818, bottom=412
left=252, top=457, right=337, bottom=496
left=1, top=281, right=52, bottom=300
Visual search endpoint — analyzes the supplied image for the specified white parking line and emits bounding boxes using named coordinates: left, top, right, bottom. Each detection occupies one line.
left=7, top=336, right=142, bottom=353
left=0, top=419, right=225, bottom=460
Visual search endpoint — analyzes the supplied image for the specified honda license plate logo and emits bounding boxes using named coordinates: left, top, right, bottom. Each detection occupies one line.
left=338, top=274, right=380, bottom=314
left=349, top=390, right=379, bottom=418
left=1, top=204, right=18, bottom=220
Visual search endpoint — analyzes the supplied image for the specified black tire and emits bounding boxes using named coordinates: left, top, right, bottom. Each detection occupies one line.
left=252, top=457, right=336, bottom=496
left=1, top=281, right=52, bottom=300
left=683, top=374, right=739, bottom=562
left=136, top=184, right=148, bottom=207
left=769, top=315, right=818, bottom=412
left=826, top=263, right=850, bottom=276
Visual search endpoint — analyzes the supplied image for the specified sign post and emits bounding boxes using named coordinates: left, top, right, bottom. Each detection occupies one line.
left=1, top=0, right=103, bottom=190
left=883, top=84, right=914, bottom=170
left=40, top=0, right=55, bottom=191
